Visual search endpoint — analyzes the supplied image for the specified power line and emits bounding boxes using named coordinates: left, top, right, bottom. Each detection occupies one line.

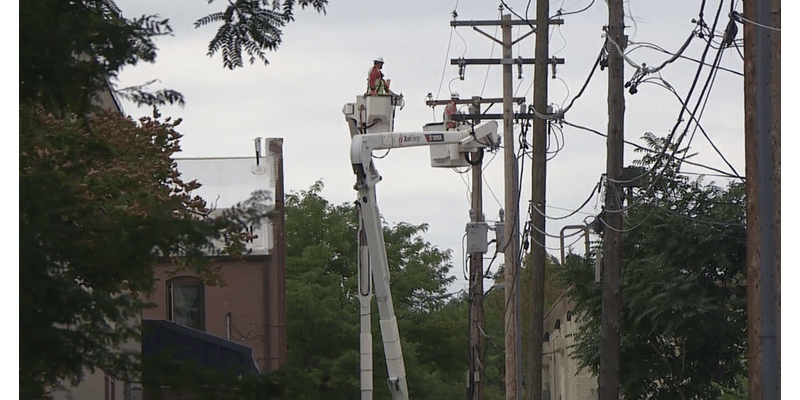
left=530, top=178, right=601, bottom=221
left=731, top=10, right=781, bottom=31
left=499, top=0, right=537, bottom=32
left=560, top=120, right=742, bottom=180
left=480, top=9, right=502, bottom=97
left=627, top=40, right=743, bottom=76
left=672, top=49, right=742, bottom=180
left=552, top=0, right=597, bottom=18
left=435, top=26, right=456, bottom=102
left=635, top=78, right=744, bottom=180
left=644, top=201, right=746, bottom=228
left=636, top=0, right=729, bottom=202
left=668, top=13, right=738, bottom=178
left=548, top=204, right=597, bottom=217
left=559, top=45, right=604, bottom=116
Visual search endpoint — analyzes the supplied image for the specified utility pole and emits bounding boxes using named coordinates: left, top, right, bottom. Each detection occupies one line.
left=445, top=14, right=564, bottom=400
left=744, top=0, right=780, bottom=399
left=600, top=0, right=624, bottom=399
left=528, top=0, right=550, bottom=398
left=427, top=94, right=532, bottom=400
left=500, top=15, right=522, bottom=400
left=468, top=160, right=485, bottom=400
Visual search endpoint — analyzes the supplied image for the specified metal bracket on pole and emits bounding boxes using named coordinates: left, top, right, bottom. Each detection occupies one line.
left=450, top=18, right=564, bottom=27
left=449, top=57, right=564, bottom=66
left=559, top=225, right=591, bottom=266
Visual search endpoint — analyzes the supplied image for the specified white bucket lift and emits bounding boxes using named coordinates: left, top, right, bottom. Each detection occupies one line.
left=344, top=93, right=499, bottom=400
left=424, top=122, right=498, bottom=168
left=342, top=95, right=405, bottom=136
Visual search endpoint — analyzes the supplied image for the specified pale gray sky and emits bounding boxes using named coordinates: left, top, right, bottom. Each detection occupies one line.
left=115, top=0, right=752, bottom=293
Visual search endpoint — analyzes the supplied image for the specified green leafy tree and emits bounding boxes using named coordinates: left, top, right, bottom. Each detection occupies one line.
left=20, top=0, right=328, bottom=114
left=20, top=0, right=328, bottom=397
left=479, top=255, right=565, bottom=400
left=19, top=106, right=271, bottom=399
left=558, top=133, right=747, bottom=400
left=196, top=0, right=328, bottom=69
left=480, top=274, right=509, bottom=400
left=19, top=0, right=175, bottom=114
left=282, top=181, right=467, bottom=400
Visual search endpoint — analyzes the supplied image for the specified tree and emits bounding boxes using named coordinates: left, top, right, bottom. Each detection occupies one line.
left=19, top=106, right=270, bottom=398
left=558, top=133, right=747, bottom=399
left=20, top=0, right=328, bottom=113
left=19, top=0, right=174, bottom=114
left=196, top=0, right=329, bottom=70
left=477, top=254, right=565, bottom=400
left=20, top=0, right=328, bottom=396
left=281, top=181, right=468, bottom=400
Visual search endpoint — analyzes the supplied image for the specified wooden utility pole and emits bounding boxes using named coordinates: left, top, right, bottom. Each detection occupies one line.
left=500, top=15, right=523, bottom=400
left=468, top=162, right=485, bottom=400
left=527, top=0, right=549, bottom=399
left=600, top=0, right=625, bottom=399
left=744, top=0, right=780, bottom=399
left=446, top=14, right=564, bottom=400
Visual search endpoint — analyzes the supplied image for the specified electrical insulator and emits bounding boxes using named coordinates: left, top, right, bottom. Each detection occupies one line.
left=594, top=252, right=603, bottom=284
left=494, top=221, right=505, bottom=253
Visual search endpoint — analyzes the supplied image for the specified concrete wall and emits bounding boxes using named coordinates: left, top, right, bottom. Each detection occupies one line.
left=51, top=341, right=141, bottom=400
left=52, top=370, right=131, bottom=400
left=542, top=295, right=598, bottom=400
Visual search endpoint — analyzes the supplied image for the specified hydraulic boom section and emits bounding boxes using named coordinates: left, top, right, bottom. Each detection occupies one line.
left=343, top=95, right=499, bottom=400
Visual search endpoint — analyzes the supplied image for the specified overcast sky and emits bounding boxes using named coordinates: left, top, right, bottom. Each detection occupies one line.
left=114, top=0, right=758, bottom=294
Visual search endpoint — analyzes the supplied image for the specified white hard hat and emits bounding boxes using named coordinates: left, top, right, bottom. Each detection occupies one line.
left=451, top=92, right=459, bottom=99
left=373, top=57, right=385, bottom=63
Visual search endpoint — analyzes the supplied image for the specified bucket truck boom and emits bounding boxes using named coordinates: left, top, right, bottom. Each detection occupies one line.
left=343, top=95, right=499, bottom=400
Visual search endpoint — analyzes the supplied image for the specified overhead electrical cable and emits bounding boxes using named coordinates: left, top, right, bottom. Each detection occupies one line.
left=638, top=0, right=728, bottom=199
left=671, top=48, right=742, bottom=180
left=561, top=120, right=742, bottom=180
left=480, top=9, right=502, bottom=97
left=667, top=25, right=740, bottom=180
left=435, top=26, right=456, bottom=102
left=627, top=40, right=743, bottom=76
left=732, top=11, right=781, bottom=31
left=594, top=196, right=660, bottom=234
left=551, top=0, right=596, bottom=18
left=499, top=0, right=537, bottom=32
left=634, top=77, right=744, bottom=181
left=558, top=45, right=604, bottom=116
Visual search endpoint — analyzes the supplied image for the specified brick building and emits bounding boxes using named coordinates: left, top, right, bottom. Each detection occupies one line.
left=142, top=139, right=288, bottom=374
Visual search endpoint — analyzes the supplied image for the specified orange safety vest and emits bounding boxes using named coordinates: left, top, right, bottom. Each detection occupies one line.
left=367, top=65, right=388, bottom=96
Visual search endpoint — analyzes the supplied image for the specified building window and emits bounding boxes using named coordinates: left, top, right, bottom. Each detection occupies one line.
left=167, top=277, right=205, bottom=331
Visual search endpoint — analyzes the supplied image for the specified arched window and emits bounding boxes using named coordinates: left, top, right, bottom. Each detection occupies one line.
left=167, top=277, right=205, bottom=331
left=554, top=319, right=561, bottom=330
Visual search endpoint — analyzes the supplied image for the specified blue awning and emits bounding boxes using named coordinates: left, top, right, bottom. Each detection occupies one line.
left=142, top=319, right=259, bottom=377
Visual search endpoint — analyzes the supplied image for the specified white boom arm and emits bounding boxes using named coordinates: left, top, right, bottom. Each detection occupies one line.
left=351, top=122, right=499, bottom=187
left=346, top=96, right=498, bottom=400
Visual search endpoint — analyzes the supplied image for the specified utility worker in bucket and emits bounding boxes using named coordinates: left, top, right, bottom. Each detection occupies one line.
left=444, top=92, right=459, bottom=130
left=367, top=57, right=391, bottom=96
